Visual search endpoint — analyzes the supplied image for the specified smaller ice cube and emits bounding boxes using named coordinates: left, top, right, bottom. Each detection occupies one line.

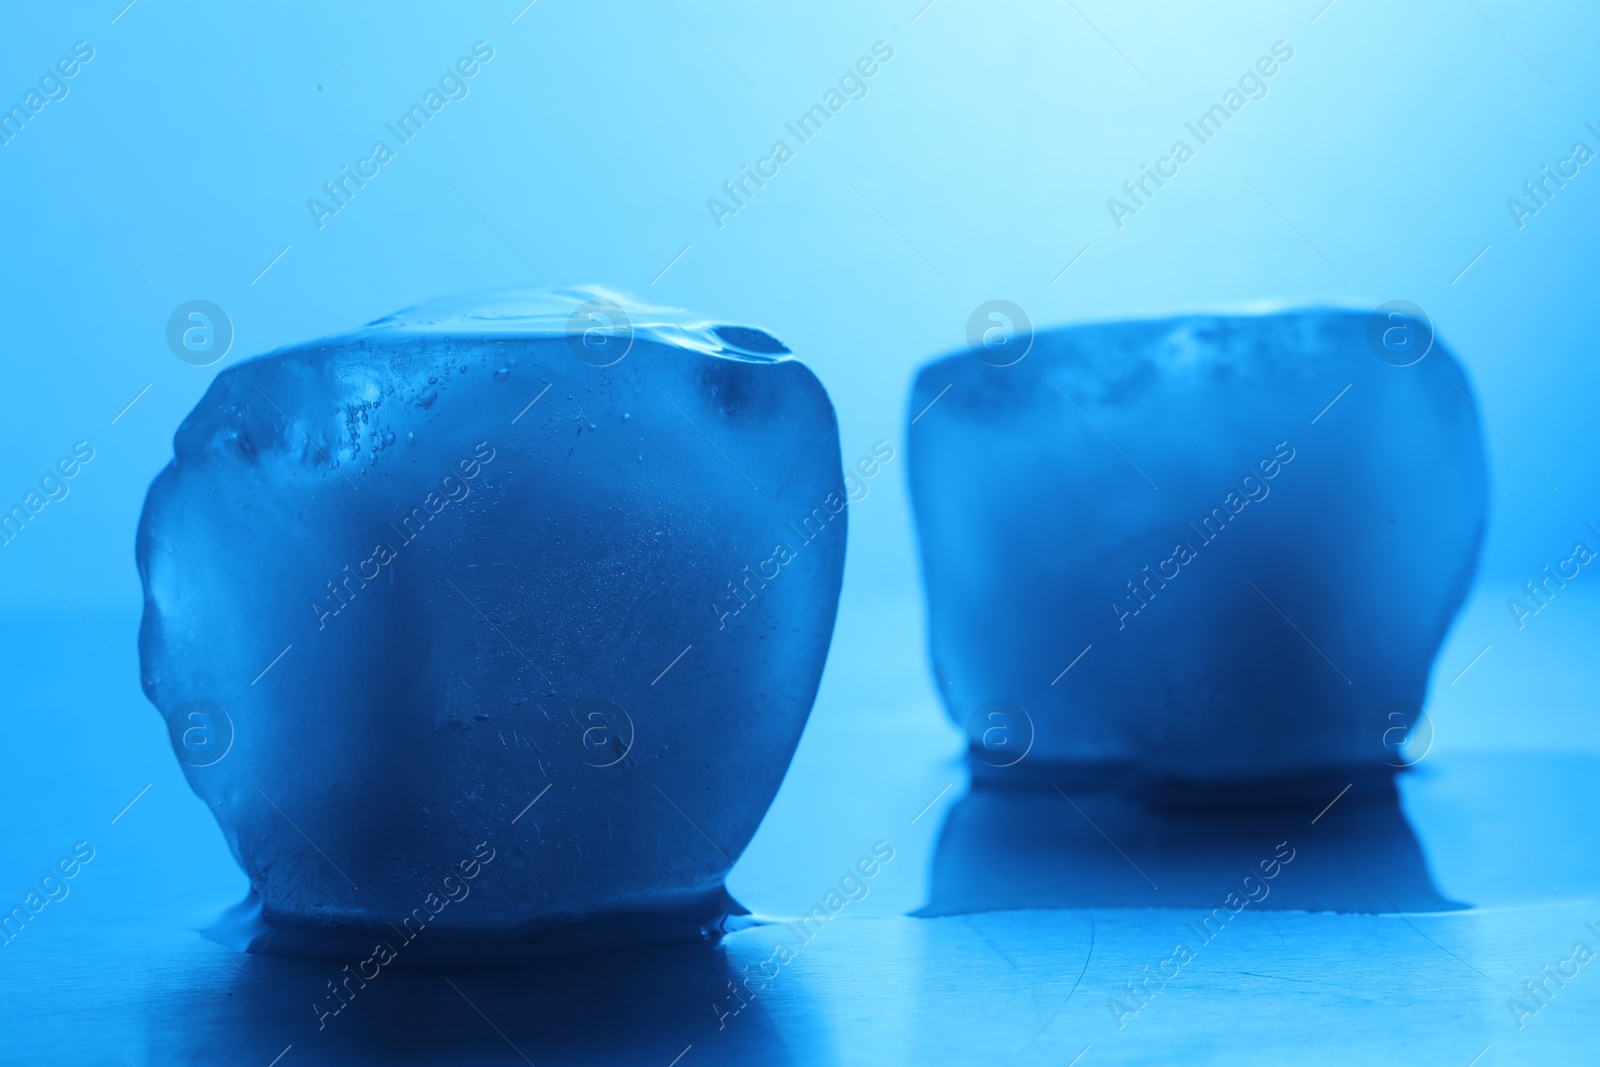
left=908, top=307, right=1487, bottom=782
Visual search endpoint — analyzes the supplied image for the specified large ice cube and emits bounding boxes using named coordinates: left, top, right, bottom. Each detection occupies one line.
left=137, top=288, right=846, bottom=960
left=907, top=307, right=1487, bottom=782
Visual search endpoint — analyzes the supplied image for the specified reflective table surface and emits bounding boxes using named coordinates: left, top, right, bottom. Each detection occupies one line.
left=2, top=584, right=1596, bottom=1065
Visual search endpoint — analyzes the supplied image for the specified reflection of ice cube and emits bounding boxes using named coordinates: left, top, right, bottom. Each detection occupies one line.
left=908, top=307, right=1487, bottom=782
left=136, top=288, right=845, bottom=957
left=921, top=774, right=1458, bottom=914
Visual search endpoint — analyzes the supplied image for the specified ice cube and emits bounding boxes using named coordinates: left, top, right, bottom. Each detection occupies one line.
left=136, top=288, right=846, bottom=959
left=907, top=306, right=1487, bottom=782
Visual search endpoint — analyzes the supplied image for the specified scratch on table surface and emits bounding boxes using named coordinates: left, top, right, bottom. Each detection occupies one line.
left=1062, top=910, right=1095, bottom=1006
left=1230, top=970, right=1323, bottom=987
left=1022, top=910, right=1096, bottom=1051
left=1264, top=913, right=1289, bottom=953
left=1395, top=913, right=1497, bottom=986
left=961, top=914, right=1022, bottom=974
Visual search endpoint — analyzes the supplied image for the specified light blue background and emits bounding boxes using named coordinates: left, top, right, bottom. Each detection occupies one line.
left=1, top=3, right=1597, bottom=1061
left=3, top=0, right=1595, bottom=612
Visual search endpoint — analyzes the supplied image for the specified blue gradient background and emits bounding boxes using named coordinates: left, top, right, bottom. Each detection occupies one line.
left=1, top=1, right=1597, bottom=1063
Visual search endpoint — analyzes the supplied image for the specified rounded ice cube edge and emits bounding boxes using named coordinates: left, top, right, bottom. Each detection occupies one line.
left=137, top=287, right=846, bottom=961
left=907, top=304, right=1487, bottom=786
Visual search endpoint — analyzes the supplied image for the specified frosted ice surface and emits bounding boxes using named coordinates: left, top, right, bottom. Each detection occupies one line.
left=908, top=307, right=1487, bottom=784
left=137, top=288, right=846, bottom=960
